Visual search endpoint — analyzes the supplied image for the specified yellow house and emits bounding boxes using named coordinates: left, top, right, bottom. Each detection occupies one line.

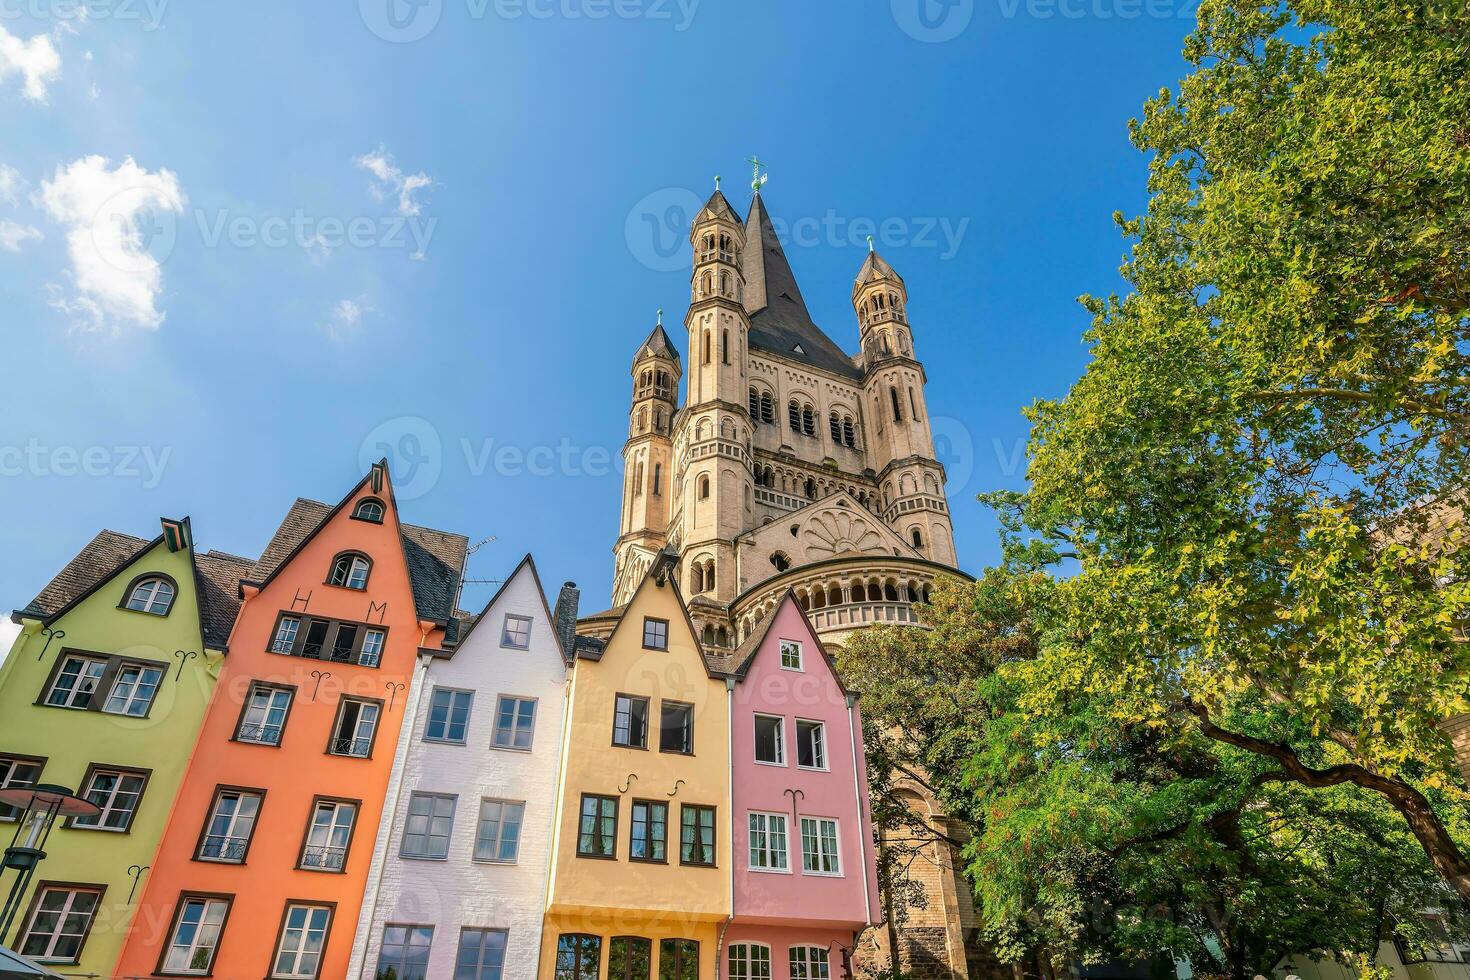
left=541, top=556, right=731, bottom=979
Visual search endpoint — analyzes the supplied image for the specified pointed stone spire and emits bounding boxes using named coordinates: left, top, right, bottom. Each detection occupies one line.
left=852, top=243, right=904, bottom=300
left=633, top=311, right=680, bottom=366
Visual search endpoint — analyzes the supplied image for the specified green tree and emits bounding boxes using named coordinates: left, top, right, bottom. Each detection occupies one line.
left=1010, top=0, right=1470, bottom=896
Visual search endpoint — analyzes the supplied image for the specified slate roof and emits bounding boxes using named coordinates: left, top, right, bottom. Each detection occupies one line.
left=250, top=498, right=468, bottom=625
left=15, top=530, right=253, bottom=649
left=633, top=323, right=681, bottom=365
left=853, top=248, right=903, bottom=295
left=741, top=192, right=864, bottom=381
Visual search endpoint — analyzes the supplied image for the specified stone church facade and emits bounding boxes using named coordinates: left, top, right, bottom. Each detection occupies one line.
left=581, top=183, right=987, bottom=978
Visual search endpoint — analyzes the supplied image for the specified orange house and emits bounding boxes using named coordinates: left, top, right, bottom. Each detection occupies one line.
left=114, top=462, right=468, bottom=980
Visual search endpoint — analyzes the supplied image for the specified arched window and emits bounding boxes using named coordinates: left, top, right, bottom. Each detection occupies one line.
left=881, top=334, right=891, bottom=354
left=703, top=624, right=714, bottom=644
left=829, top=412, right=842, bottom=443
left=652, top=463, right=662, bottom=496
left=759, top=393, right=773, bottom=423
left=770, top=552, right=791, bottom=572
left=720, top=271, right=731, bottom=297
left=749, top=387, right=760, bottom=419
left=788, top=400, right=801, bottom=432
left=805, top=478, right=817, bottom=500
left=890, top=386, right=903, bottom=422
left=703, top=561, right=715, bottom=592
left=801, top=406, right=815, bottom=437
left=911, top=527, right=924, bottom=548
left=700, top=272, right=712, bottom=296
left=843, top=417, right=856, bottom=448
left=702, top=331, right=711, bottom=365
left=634, top=463, right=644, bottom=497
left=123, top=575, right=175, bottom=615
left=656, top=371, right=671, bottom=397
left=722, top=328, right=730, bottom=364
left=636, top=408, right=647, bottom=433
left=353, top=498, right=385, bottom=523
left=909, top=386, right=921, bottom=420
left=699, top=475, right=711, bottom=500
left=328, top=553, right=371, bottom=590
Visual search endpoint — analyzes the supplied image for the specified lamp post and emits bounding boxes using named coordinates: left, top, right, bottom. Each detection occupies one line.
left=0, top=784, right=100, bottom=943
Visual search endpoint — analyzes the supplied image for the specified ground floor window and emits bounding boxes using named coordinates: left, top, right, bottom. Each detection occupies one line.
left=659, top=938, right=698, bottom=980
left=18, top=884, right=102, bottom=963
left=727, top=943, right=770, bottom=980
left=789, top=946, right=829, bottom=980
left=609, top=936, right=652, bottom=980
left=555, top=933, right=601, bottom=980
left=376, top=924, right=432, bottom=980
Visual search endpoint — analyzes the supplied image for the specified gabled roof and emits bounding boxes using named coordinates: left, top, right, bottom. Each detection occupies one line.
left=14, top=527, right=253, bottom=650
left=728, top=589, right=850, bottom=696
left=853, top=248, right=903, bottom=297
left=633, top=322, right=681, bottom=366
left=741, top=192, right=863, bottom=381
left=248, top=491, right=468, bottom=626
left=583, top=551, right=726, bottom=679
left=450, top=553, right=570, bottom=664
left=698, top=187, right=742, bottom=225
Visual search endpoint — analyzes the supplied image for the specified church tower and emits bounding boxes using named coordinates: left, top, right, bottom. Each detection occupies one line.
left=677, top=184, right=752, bottom=604
left=613, top=315, right=680, bottom=602
left=855, top=244, right=957, bottom=566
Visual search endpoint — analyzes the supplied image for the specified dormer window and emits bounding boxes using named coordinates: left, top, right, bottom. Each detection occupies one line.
left=123, top=575, right=175, bottom=616
left=328, top=553, right=371, bottom=590
left=353, top=498, right=385, bottom=523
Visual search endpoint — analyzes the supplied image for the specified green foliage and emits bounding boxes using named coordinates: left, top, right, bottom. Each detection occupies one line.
left=846, top=0, right=1470, bottom=975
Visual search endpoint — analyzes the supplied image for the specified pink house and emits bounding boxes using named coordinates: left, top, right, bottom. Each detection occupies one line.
left=726, top=591, right=881, bottom=980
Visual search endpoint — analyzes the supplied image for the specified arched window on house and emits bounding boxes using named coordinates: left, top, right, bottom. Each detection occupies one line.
left=353, top=498, right=385, bottom=523
left=328, top=553, right=371, bottom=590
left=124, top=575, right=175, bottom=615
left=699, top=475, right=710, bottom=499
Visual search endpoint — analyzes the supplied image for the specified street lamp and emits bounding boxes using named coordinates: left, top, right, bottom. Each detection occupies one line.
left=0, top=784, right=100, bottom=942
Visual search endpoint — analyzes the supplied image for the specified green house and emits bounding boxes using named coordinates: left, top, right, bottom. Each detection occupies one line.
left=0, top=518, right=250, bottom=975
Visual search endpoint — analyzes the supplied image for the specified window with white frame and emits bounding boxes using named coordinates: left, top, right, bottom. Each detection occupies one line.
left=237, top=684, right=293, bottom=746
left=161, top=895, right=230, bottom=975
left=328, top=553, right=371, bottom=590
left=125, top=575, right=175, bottom=615
left=474, top=799, right=524, bottom=863
left=18, top=885, right=102, bottom=963
left=401, top=792, right=456, bottom=859
left=375, top=924, right=433, bottom=980
left=103, top=662, right=165, bottom=717
left=44, top=655, right=107, bottom=708
left=800, top=817, right=841, bottom=875
left=197, top=788, right=262, bottom=862
left=779, top=640, right=802, bottom=670
left=0, top=755, right=43, bottom=821
left=753, top=715, right=785, bottom=765
left=456, top=928, right=508, bottom=980
left=729, top=943, right=772, bottom=980
left=271, top=616, right=301, bottom=654
left=329, top=698, right=380, bottom=758
left=72, top=767, right=147, bottom=831
left=353, top=498, right=386, bottom=523
left=748, top=812, right=789, bottom=872
left=301, top=799, right=356, bottom=871
left=796, top=720, right=827, bottom=770
left=491, top=696, right=536, bottom=750
left=271, top=902, right=332, bottom=979
left=789, top=945, right=830, bottom=980
left=359, top=628, right=386, bottom=667
left=501, top=614, right=533, bottom=649
left=425, top=688, right=472, bottom=743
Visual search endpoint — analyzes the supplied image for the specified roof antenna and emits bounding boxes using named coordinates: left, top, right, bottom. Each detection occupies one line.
left=867, top=234, right=875, bottom=253
left=467, top=535, right=498, bottom=556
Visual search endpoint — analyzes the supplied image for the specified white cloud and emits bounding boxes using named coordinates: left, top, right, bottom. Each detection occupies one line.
left=40, top=155, right=186, bottom=333
left=0, top=620, right=19, bottom=668
left=0, top=164, right=23, bottom=205
left=0, top=23, right=62, bottom=102
left=320, top=297, right=373, bottom=340
left=355, top=145, right=432, bottom=217
left=88, top=81, right=100, bottom=100
left=0, top=220, right=42, bottom=251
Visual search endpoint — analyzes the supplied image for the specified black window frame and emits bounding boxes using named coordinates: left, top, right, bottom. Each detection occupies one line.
left=613, top=693, right=650, bottom=749
left=629, top=799, right=668, bottom=864
left=679, top=804, right=716, bottom=868
left=642, top=617, right=668, bottom=650
left=576, top=793, right=619, bottom=860
left=556, top=934, right=601, bottom=980
left=659, top=701, right=694, bottom=755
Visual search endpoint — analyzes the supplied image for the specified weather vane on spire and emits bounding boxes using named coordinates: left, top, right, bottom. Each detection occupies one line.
left=657, top=308, right=663, bottom=326
left=747, top=155, right=768, bottom=193
left=867, top=234, right=875, bottom=253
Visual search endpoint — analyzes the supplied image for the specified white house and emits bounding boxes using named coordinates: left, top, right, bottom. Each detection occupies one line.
left=348, top=555, right=575, bottom=980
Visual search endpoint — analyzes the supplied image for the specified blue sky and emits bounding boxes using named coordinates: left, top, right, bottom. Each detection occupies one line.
left=0, top=0, right=1199, bottom=619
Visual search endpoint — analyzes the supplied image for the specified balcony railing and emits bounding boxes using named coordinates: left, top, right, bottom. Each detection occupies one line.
left=198, top=835, right=249, bottom=862
left=237, top=723, right=282, bottom=746
left=330, top=736, right=372, bottom=758
left=300, top=845, right=346, bottom=871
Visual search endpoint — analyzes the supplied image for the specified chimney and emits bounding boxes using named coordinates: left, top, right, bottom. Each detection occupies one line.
left=552, top=581, right=580, bottom=662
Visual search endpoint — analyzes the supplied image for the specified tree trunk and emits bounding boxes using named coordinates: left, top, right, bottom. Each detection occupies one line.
left=1185, top=699, right=1470, bottom=902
